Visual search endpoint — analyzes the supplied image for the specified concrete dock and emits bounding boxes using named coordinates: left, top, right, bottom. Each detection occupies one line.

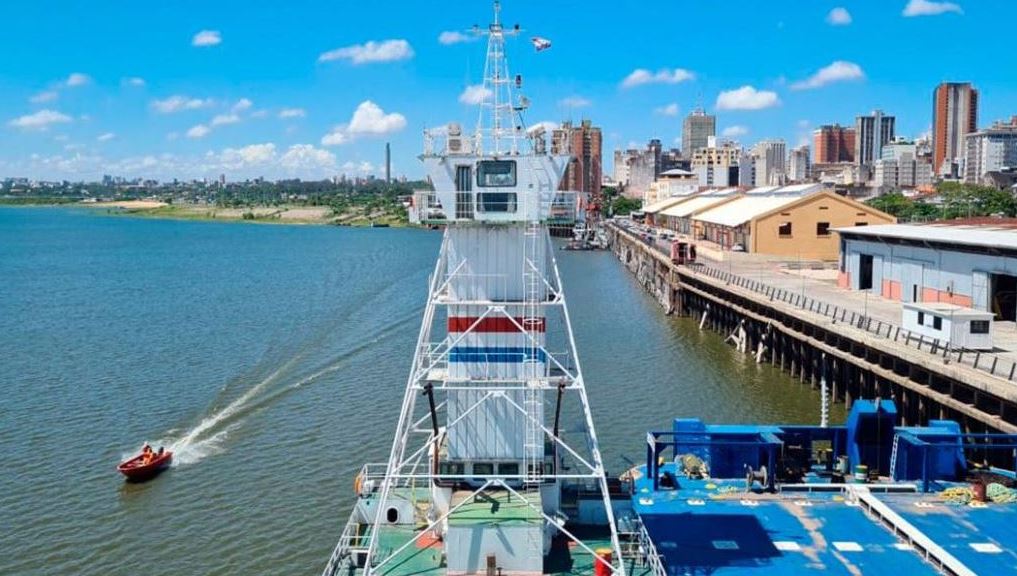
left=606, top=221, right=1017, bottom=448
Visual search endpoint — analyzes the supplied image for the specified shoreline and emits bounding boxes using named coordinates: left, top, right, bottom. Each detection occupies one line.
left=0, top=200, right=411, bottom=228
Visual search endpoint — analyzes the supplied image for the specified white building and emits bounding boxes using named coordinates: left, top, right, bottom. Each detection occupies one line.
left=691, top=139, right=740, bottom=187
left=964, top=117, right=1017, bottom=185
left=751, top=139, right=787, bottom=186
left=788, top=145, right=811, bottom=182
left=643, top=168, right=698, bottom=205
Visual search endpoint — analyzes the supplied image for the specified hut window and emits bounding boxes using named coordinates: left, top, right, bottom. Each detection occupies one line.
left=816, top=222, right=831, bottom=236
left=971, top=320, right=990, bottom=334
left=778, top=222, right=792, bottom=237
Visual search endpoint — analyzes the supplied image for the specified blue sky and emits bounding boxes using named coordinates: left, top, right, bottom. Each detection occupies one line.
left=1, top=0, right=1015, bottom=181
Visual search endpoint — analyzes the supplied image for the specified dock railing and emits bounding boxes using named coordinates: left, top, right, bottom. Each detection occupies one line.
left=611, top=222, right=1017, bottom=384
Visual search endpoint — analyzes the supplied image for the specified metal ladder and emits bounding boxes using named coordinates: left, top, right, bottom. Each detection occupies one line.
left=889, top=433, right=900, bottom=479
left=522, top=199, right=543, bottom=485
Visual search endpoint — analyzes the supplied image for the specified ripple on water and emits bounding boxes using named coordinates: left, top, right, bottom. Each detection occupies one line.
left=1, top=210, right=840, bottom=575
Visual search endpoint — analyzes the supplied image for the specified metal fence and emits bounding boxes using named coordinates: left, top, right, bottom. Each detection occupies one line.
left=690, top=262, right=1017, bottom=383
left=609, top=222, right=1017, bottom=383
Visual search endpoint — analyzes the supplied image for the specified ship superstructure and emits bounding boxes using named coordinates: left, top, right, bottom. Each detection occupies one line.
left=322, top=4, right=626, bottom=575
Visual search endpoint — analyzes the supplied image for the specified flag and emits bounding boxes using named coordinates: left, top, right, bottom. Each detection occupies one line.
left=531, top=36, right=551, bottom=52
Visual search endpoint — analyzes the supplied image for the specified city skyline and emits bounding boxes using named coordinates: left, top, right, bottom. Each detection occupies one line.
left=2, top=0, right=1015, bottom=181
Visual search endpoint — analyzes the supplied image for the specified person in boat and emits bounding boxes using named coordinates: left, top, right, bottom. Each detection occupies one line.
left=141, top=443, right=154, bottom=465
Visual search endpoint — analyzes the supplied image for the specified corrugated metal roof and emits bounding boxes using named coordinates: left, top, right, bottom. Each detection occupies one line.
left=834, top=223, right=1017, bottom=250
left=660, top=195, right=733, bottom=218
left=776, top=183, right=825, bottom=195
left=642, top=196, right=690, bottom=214
left=694, top=195, right=803, bottom=227
left=745, top=186, right=781, bottom=195
left=705, top=187, right=740, bottom=196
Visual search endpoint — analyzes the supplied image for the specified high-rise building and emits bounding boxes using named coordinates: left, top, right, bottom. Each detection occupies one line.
left=964, top=116, right=1017, bottom=185
left=691, top=139, right=741, bottom=187
left=751, top=139, right=787, bottom=186
left=933, top=82, right=978, bottom=177
left=682, top=108, right=716, bottom=159
left=788, top=145, right=811, bottom=182
left=813, top=124, right=856, bottom=163
left=648, top=138, right=663, bottom=177
left=855, top=110, right=895, bottom=167
left=385, top=142, right=391, bottom=183
left=554, top=120, right=602, bottom=196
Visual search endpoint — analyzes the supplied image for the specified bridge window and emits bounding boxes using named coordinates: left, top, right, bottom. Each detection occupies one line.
left=971, top=320, right=990, bottom=334
left=478, top=192, right=517, bottom=213
left=477, top=160, right=517, bottom=187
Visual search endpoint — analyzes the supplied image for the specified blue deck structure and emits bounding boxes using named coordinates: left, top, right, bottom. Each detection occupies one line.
left=628, top=400, right=1017, bottom=575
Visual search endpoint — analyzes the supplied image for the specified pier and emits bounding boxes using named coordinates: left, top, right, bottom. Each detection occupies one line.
left=606, top=221, right=1017, bottom=457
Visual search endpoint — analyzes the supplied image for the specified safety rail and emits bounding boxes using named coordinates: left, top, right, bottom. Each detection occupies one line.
left=634, top=518, right=667, bottom=576
left=610, top=222, right=1017, bottom=383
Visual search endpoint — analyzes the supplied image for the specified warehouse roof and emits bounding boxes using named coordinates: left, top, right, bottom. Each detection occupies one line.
left=835, top=223, right=1017, bottom=250
left=694, top=194, right=803, bottom=227
left=661, top=195, right=734, bottom=218
left=642, top=195, right=693, bottom=214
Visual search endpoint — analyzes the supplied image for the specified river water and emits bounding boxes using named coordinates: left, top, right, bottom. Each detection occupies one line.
left=0, top=207, right=842, bottom=575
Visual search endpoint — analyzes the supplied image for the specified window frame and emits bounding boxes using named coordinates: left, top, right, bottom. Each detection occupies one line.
left=778, top=222, right=793, bottom=237
left=816, top=222, right=831, bottom=236
left=476, top=159, right=517, bottom=188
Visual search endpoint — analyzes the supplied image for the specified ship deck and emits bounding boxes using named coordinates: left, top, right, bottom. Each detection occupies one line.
left=631, top=466, right=1017, bottom=575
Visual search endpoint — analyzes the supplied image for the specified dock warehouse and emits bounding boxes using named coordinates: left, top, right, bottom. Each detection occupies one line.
left=836, top=222, right=1017, bottom=321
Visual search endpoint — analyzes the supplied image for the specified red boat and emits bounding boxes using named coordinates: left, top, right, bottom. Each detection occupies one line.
left=117, top=448, right=173, bottom=482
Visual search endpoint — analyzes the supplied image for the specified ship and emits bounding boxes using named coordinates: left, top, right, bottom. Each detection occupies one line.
left=322, top=3, right=629, bottom=576
left=322, top=3, right=1017, bottom=575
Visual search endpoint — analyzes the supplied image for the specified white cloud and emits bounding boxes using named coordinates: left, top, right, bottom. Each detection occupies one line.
left=342, top=160, right=375, bottom=174
left=903, top=0, right=963, bottom=17
left=211, top=113, right=240, bottom=126
left=97, top=132, right=115, bottom=142
left=559, top=96, right=592, bottom=108
left=231, top=98, right=253, bottom=113
left=30, top=91, right=58, bottom=104
left=217, top=143, right=275, bottom=167
left=186, top=124, right=211, bottom=139
left=318, top=39, right=413, bottom=64
left=347, top=101, right=406, bottom=136
left=151, top=95, right=215, bottom=114
left=66, top=73, right=91, bottom=87
left=279, top=144, right=336, bottom=172
left=192, top=30, right=222, bottom=47
left=827, top=7, right=852, bottom=25
left=459, top=84, right=492, bottom=105
left=790, top=61, right=865, bottom=90
left=438, top=31, right=477, bottom=45
left=721, top=125, right=749, bottom=137
left=321, top=100, right=406, bottom=146
left=279, top=108, right=306, bottom=119
left=655, top=103, right=679, bottom=117
left=8, top=109, right=73, bottom=130
left=123, top=77, right=146, bottom=87
left=621, top=68, right=695, bottom=89
left=715, top=86, right=780, bottom=110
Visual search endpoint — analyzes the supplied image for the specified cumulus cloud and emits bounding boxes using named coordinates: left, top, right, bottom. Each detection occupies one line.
left=151, top=95, right=215, bottom=114
left=66, top=73, right=91, bottom=87
left=186, top=124, right=211, bottom=139
left=342, top=160, right=375, bottom=174
left=123, top=77, right=146, bottom=87
left=721, top=125, right=749, bottom=138
left=231, top=98, right=253, bottom=113
left=321, top=100, right=406, bottom=146
left=318, top=39, right=413, bottom=64
left=279, top=108, right=306, bottom=119
left=211, top=114, right=240, bottom=126
left=827, top=7, right=852, bottom=25
left=559, top=96, right=591, bottom=108
left=97, top=132, right=115, bottom=142
left=655, top=103, right=679, bottom=117
left=8, top=109, right=73, bottom=130
left=621, top=68, right=694, bottom=89
left=715, top=86, right=780, bottom=110
left=903, top=0, right=963, bottom=17
left=790, top=61, right=865, bottom=90
left=280, top=144, right=336, bottom=172
left=192, top=30, right=222, bottom=47
left=459, top=84, right=492, bottom=105
left=30, top=91, right=59, bottom=104
left=438, top=31, right=477, bottom=45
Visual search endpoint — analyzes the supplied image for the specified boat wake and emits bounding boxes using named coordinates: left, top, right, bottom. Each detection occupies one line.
left=153, top=307, right=421, bottom=467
